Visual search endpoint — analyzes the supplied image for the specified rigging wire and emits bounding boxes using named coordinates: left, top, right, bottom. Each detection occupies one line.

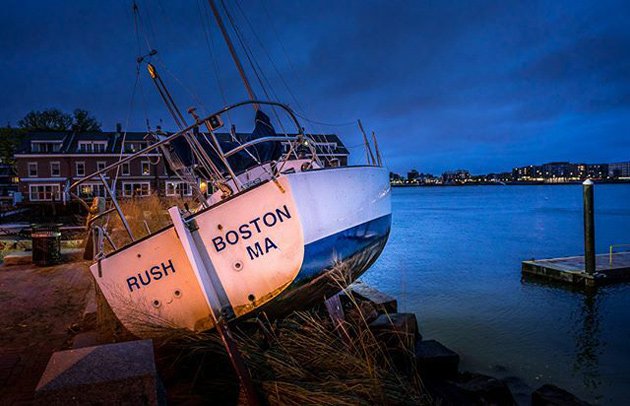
left=292, top=111, right=358, bottom=127
left=233, top=0, right=305, bottom=114
left=257, top=0, right=305, bottom=107
left=236, top=0, right=358, bottom=157
left=197, top=0, right=230, bottom=110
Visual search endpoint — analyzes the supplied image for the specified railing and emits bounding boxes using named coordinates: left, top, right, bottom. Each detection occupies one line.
left=609, top=244, right=630, bottom=265
left=65, top=100, right=308, bottom=247
left=67, top=100, right=304, bottom=191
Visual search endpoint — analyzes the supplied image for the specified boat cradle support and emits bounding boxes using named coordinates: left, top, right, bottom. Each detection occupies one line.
left=168, top=206, right=259, bottom=404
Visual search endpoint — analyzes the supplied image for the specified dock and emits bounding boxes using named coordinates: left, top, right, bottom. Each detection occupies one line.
left=522, top=252, right=630, bottom=287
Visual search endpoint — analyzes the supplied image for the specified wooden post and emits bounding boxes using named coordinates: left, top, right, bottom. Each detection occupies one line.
left=583, top=179, right=596, bottom=274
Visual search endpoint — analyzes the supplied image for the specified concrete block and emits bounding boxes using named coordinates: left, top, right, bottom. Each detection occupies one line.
left=455, top=372, right=515, bottom=405
left=35, top=340, right=163, bottom=405
left=532, top=384, right=591, bottom=406
left=2, top=251, right=31, bottom=266
left=415, top=339, right=459, bottom=379
left=348, top=281, right=398, bottom=313
left=2, top=248, right=84, bottom=267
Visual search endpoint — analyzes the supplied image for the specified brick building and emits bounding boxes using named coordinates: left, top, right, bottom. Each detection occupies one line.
left=14, top=129, right=349, bottom=203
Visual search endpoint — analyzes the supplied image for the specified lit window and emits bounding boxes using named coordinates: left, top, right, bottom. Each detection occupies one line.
left=79, top=183, right=105, bottom=198
left=141, top=161, right=150, bottom=176
left=165, top=181, right=192, bottom=196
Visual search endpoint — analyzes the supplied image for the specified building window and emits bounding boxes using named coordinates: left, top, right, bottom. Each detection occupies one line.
left=29, top=184, right=61, bottom=201
left=31, top=141, right=62, bottom=153
left=124, top=141, right=147, bottom=153
left=75, top=162, right=85, bottom=177
left=28, top=162, right=38, bottom=177
left=141, top=161, right=150, bottom=176
left=97, top=161, right=106, bottom=172
left=78, top=183, right=105, bottom=198
left=122, top=182, right=150, bottom=197
left=78, top=141, right=107, bottom=153
left=50, top=162, right=60, bottom=177
left=165, top=181, right=192, bottom=196
left=122, top=162, right=130, bottom=176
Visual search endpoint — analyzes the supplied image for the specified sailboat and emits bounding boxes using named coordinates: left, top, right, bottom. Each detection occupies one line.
left=68, top=1, right=391, bottom=337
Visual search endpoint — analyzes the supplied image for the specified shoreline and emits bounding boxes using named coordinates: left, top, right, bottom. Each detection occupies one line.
left=392, top=180, right=630, bottom=187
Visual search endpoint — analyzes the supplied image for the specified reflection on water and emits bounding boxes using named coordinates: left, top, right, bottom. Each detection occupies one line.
left=573, top=290, right=602, bottom=395
left=364, top=185, right=630, bottom=404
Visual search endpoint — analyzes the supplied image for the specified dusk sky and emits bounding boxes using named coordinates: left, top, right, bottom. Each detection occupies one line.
left=1, top=0, right=629, bottom=174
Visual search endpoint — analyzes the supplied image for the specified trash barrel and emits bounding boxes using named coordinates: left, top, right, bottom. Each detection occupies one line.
left=31, top=224, right=62, bottom=266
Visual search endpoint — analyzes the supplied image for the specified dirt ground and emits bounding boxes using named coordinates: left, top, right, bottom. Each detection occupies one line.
left=0, top=260, right=92, bottom=404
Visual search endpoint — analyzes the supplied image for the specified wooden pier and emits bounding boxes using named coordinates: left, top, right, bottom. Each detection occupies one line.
left=522, top=252, right=630, bottom=287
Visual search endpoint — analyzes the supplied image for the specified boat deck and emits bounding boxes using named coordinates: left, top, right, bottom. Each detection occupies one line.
left=522, top=252, right=630, bottom=287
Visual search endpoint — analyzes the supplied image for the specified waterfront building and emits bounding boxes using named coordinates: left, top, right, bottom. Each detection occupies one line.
left=14, top=128, right=348, bottom=202
left=513, top=162, right=612, bottom=182
left=609, top=162, right=630, bottom=179
left=441, top=169, right=471, bottom=184
left=578, top=163, right=609, bottom=179
left=407, top=169, right=420, bottom=183
left=512, top=165, right=543, bottom=181
left=0, top=164, right=17, bottom=206
left=390, top=172, right=404, bottom=185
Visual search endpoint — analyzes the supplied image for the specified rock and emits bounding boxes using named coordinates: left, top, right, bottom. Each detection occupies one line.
left=71, top=331, right=100, bottom=349
left=455, top=372, right=515, bottom=405
left=423, top=379, right=472, bottom=406
left=347, top=281, right=398, bottom=313
left=35, top=340, right=164, bottom=405
left=369, top=313, right=419, bottom=348
left=345, top=299, right=379, bottom=325
left=532, top=384, right=591, bottom=406
left=369, top=313, right=419, bottom=375
left=415, top=339, right=459, bottom=379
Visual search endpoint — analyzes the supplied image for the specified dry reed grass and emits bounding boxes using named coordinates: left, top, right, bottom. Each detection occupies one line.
left=146, top=280, right=431, bottom=405
left=104, top=194, right=194, bottom=253
left=93, top=198, right=427, bottom=404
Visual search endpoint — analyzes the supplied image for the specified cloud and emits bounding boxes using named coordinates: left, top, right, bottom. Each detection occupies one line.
left=0, top=0, right=629, bottom=173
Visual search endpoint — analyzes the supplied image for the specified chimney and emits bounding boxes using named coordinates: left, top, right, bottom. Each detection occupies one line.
left=116, top=123, right=122, bottom=133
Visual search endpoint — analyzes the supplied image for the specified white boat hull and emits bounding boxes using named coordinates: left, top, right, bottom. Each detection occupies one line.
left=90, top=165, right=391, bottom=336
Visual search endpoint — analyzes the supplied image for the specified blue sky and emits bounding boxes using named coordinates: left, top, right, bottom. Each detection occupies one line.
left=1, top=0, right=628, bottom=174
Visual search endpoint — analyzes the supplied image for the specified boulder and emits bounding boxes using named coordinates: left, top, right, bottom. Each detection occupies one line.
left=347, top=281, right=398, bottom=313
left=369, top=313, right=419, bottom=347
left=455, top=372, right=515, bottom=405
left=532, top=384, right=591, bottom=406
left=415, top=339, right=459, bottom=379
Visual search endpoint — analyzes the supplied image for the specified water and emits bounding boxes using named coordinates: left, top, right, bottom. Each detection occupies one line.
left=363, top=184, right=630, bottom=404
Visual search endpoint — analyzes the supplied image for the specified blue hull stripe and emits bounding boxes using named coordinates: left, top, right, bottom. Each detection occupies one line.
left=292, top=214, right=392, bottom=286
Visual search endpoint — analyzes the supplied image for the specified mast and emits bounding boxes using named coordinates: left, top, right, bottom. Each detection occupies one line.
left=207, top=0, right=258, bottom=110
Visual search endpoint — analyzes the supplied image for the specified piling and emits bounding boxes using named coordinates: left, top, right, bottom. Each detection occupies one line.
left=583, top=180, right=595, bottom=274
